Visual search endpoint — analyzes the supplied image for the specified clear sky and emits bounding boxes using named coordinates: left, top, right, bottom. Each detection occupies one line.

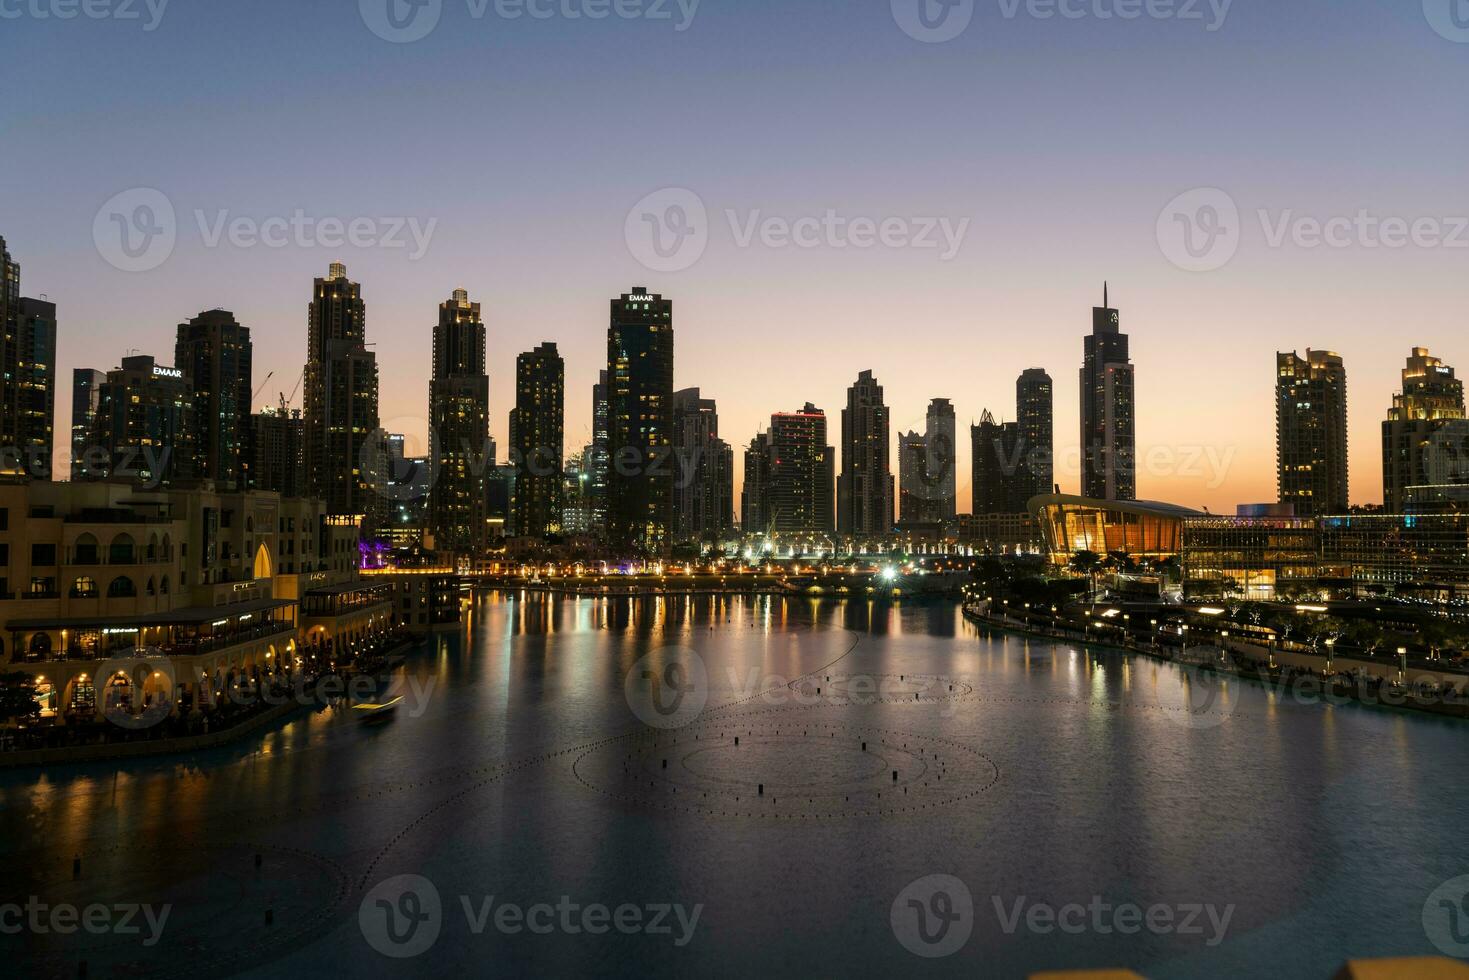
left=5, top=0, right=1468, bottom=511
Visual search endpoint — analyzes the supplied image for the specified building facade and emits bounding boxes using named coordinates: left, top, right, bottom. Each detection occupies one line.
left=897, top=431, right=928, bottom=525
left=71, top=368, right=105, bottom=482
left=511, top=342, right=564, bottom=539
left=1277, top=349, right=1348, bottom=516
left=1080, top=286, right=1135, bottom=501
left=766, top=405, right=834, bottom=535
left=250, top=406, right=304, bottom=499
left=589, top=370, right=610, bottom=538
left=837, top=370, right=893, bottom=537
left=1016, top=367, right=1054, bottom=500
left=428, top=289, right=490, bottom=558
left=607, top=288, right=674, bottom=555
left=10, top=297, right=56, bottom=479
left=1382, top=347, right=1469, bottom=513
left=971, top=409, right=1026, bottom=515
left=85, top=356, right=197, bottom=489
left=176, top=309, right=252, bottom=490
left=672, top=388, right=733, bottom=543
left=741, top=433, right=771, bottom=536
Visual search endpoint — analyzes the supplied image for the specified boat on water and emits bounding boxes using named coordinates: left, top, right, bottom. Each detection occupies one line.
left=351, top=695, right=404, bottom=724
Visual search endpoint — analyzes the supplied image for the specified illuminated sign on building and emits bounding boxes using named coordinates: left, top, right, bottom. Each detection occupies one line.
left=152, top=366, right=183, bottom=380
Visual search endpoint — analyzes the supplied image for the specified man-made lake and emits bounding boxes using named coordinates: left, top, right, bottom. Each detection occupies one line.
left=5, top=592, right=1468, bottom=977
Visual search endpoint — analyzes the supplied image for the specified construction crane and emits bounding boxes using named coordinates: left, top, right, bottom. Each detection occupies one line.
left=281, top=368, right=304, bottom=410
left=251, top=370, right=274, bottom=405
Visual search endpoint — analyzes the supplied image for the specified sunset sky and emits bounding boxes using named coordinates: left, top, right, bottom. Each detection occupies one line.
left=5, top=0, right=1468, bottom=511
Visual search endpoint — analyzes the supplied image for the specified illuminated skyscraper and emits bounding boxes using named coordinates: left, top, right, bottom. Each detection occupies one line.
left=89, top=355, right=197, bottom=488
left=71, top=368, right=105, bottom=481
left=837, top=370, right=893, bottom=536
left=303, top=262, right=381, bottom=530
left=767, top=404, right=834, bottom=534
left=607, top=288, right=674, bottom=555
left=1016, top=367, right=1054, bottom=500
left=1381, top=347, right=1469, bottom=512
left=428, top=289, right=490, bottom=557
left=511, top=342, right=564, bottom=539
left=897, top=431, right=928, bottom=525
left=176, top=309, right=252, bottom=490
left=589, top=370, right=610, bottom=536
left=1277, top=349, right=1348, bottom=515
left=12, top=297, right=56, bottom=479
left=1080, top=285, right=1135, bottom=501
left=0, top=236, right=16, bottom=469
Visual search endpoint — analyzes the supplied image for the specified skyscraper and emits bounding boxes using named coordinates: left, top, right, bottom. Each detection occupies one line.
left=511, top=342, right=564, bottom=539
left=607, top=288, right=674, bottom=555
left=428, top=289, right=490, bottom=557
left=1277, top=349, right=1348, bottom=516
left=971, top=410, right=1025, bottom=515
left=1016, top=367, right=1054, bottom=500
left=303, top=262, right=381, bottom=529
left=589, top=370, right=610, bottom=537
left=1080, top=285, right=1135, bottom=501
left=176, top=309, right=252, bottom=490
left=897, top=431, right=928, bottom=525
left=250, top=405, right=304, bottom=498
left=672, top=388, right=734, bottom=543
left=742, top=433, right=771, bottom=536
left=838, top=370, right=893, bottom=537
left=766, top=404, right=834, bottom=534
left=925, top=397, right=958, bottom=521
left=1381, top=347, right=1469, bottom=512
left=71, top=368, right=105, bottom=481
left=12, top=297, right=56, bottom=479
left=89, top=355, right=197, bottom=488
left=0, top=236, right=17, bottom=471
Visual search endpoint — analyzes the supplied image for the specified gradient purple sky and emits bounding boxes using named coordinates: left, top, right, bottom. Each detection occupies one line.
left=5, top=0, right=1468, bottom=510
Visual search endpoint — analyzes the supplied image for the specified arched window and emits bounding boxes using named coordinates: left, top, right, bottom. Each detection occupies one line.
left=146, top=577, right=156, bottom=596
left=160, top=575, right=170, bottom=595
left=146, top=533, right=159, bottom=561
left=109, top=533, right=135, bottom=565
left=29, top=633, right=52, bottom=657
left=108, top=576, right=137, bottom=598
left=246, top=515, right=254, bottom=532
left=74, top=533, right=99, bottom=565
left=70, top=577, right=98, bottom=599
left=161, top=533, right=172, bottom=558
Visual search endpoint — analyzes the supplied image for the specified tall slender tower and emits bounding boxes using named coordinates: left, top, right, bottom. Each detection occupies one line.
left=13, top=297, right=56, bottom=479
left=897, top=431, right=928, bottom=525
left=925, top=398, right=958, bottom=520
left=607, top=288, right=674, bottom=555
left=0, top=236, right=17, bottom=468
left=672, top=388, right=733, bottom=543
left=511, top=342, right=565, bottom=539
left=303, top=262, right=381, bottom=530
left=428, top=289, right=490, bottom=557
left=176, top=309, right=252, bottom=490
left=1080, top=284, right=1135, bottom=500
left=742, top=433, right=771, bottom=536
left=767, top=404, right=835, bottom=534
left=837, top=370, right=894, bottom=536
left=1016, top=367, right=1054, bottom=501
left=1277, top=349, right=1348, bottom=515
left=71, top=368, right=106, bottom=481
left=589, top=370, right=610, bottom=537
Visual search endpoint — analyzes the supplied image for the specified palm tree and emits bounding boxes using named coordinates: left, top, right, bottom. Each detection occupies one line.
left=1069, top=550, right=1103, bottom=602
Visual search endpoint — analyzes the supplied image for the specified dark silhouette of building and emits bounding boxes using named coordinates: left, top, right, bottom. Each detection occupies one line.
left=0, top=236, right=17, bottom=472
left=607, top=288, right=674, bottom=555
left=897, top=430, right=928, bottom=525
left=1081, top=284, right=1135, bottom=501
left=303, top=262, right=381, bottom=529
left=71, top=368, right=105, bottom=481
left=176, top=309, right=252, bottom=489
left=87, top=355, right=197, bottom=488
left=428, top=289, right=490, bottom=558
left=589, top=370, right=610, bottom=537
left=250, top=406, right=304, bottom=498
left=672, top=388, right=733, bottom=543
left=1016, top=367, right=1054, bottom=501
left=1277, top=349, right=1348, bottom=516
left=742, top=432, right=771, bottom=536
left=925, top=397, right=957, bottom=521
left=511, top=342, right=564, bottom=538
left=838, top=370, right=893, bottom=536
left=972, top=409, right=1026, bottom=514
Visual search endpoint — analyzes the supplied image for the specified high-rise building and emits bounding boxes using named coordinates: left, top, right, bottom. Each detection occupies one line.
left=741, top=433, right=771, bottom=536
left=838, top=370, right=893, bottom=537
left=71, top=368, right=105, bottom=481
left=428, top=289, right=490, bottom=557
left=11, top=297, right=56, bottom=479
left=250, top=406, right=304, bottom=498
left=766, top=404, right=834, bottom=534
left=672, top=388, right=733, bottom=543
left=1277, top=349, right=1349, bottom=516
left=0, top=236, right=18, bottom=468
left=1080, top=285, right=1135, bottom=501
left=88, top=355, right=197, bottom=488
left=1016, top=367, right=1054, bottom=500
left=589, top=370, right=610, bottom=537
left=303, top=262, right=381, bottom=529
left=607, top=288, right=674, bottom=555
left=562, top=450, right=595, bottom=536
left=925, top=398, right=957, bottom=521
left=176, top=309, right=252, bottom=490
left=1382, top=347, right=1469, bottom=512
left=972, top=409, right=1026, bottom=515
left=511, top=342, right=564, bottom=539
left=897, top=431, right=928, bottom=525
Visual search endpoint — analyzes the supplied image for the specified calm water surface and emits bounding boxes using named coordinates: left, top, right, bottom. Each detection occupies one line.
left=4, top=592, right=1469, bottom=978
